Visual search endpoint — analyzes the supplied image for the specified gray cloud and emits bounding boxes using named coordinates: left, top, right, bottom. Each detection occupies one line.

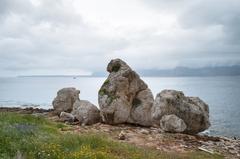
left=141, top=0, right=240, bottom=42
left=139, top=0, right=240, bottom=65
left=0, top=0, right=240, bottom=76
left=178, top=0, right=240, bottom=43
left=0, top=0, right=129, bottom=76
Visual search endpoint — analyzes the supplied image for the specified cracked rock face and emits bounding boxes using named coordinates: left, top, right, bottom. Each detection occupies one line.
left=52, top=87, right=80, bottom=115
left=152, top=89, right=210, bottom=134
left=98, top=59, right=154, bottom=126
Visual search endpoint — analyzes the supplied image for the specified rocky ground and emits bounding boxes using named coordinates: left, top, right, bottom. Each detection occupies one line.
left=1, top=107, right=239, bottom=159
left=58, top=123, right=240, bottom=159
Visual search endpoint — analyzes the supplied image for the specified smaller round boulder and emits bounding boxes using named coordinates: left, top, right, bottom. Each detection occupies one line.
left=52, top=87, right=80, bottom=115
left=160, top=114, right=187, bottom=133
left=59, top=112, right=75, bottom=122
left=71, top=100, right=101, bottom=125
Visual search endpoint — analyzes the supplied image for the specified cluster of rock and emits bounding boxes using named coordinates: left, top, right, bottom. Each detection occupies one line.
left=52, top=58, right=210, bottom=134
left=152, top=90, right=210, bottom=134
left=52, top=88, right=100, bottom=125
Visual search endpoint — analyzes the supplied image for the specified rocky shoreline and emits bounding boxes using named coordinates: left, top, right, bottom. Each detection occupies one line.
left=1, top=59, right=240, bottom=158
left=0, top=106, right=53, bottom=114
left=52, top=59, right=210, bottom=135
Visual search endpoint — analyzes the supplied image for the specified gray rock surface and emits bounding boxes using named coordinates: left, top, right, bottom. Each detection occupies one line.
left=52, top=87, right=80, bottom=115
left=71, top=100, right=101, bottom=125
left=127, top=89, right=154, bottom=126
left=98, top=59, right=154, bottom=126
left=152, top=89, right=210, bottom=134
left=160, top=114, right=187, bottom=133
left=59, top=112, right=75, bottom=122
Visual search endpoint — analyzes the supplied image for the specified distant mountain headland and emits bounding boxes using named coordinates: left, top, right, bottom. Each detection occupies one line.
left=93, top=65, right=240, bottom=77
left=18, top=75, right=92, bottom=78
left=18, top=65, right=240, bottom=78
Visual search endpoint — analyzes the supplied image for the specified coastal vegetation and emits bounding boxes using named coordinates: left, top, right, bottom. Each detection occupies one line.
left=0, top=112, right=223, bottom=159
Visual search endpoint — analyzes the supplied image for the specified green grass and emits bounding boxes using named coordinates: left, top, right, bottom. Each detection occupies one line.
left=0, top=112, right=223, bottom=159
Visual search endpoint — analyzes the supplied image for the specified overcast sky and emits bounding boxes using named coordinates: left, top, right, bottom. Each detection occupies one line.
left=0, top=0, right=240, bottom=76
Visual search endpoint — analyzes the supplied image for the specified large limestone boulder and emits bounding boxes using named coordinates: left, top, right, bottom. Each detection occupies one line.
left=152, top=90, right=210, bottom=134
left=160, top=114, right=187, bottom=133
left=52, top=87, right=80, bottom=115
left=71, top=100, right=101, bottom=125
left=98, top=59, right=154, bottom=126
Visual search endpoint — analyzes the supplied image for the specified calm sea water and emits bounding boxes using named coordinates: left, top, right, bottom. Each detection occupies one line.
left=0, top=76, right=240, bottom=138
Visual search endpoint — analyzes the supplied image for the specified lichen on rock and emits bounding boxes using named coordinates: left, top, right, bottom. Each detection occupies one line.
left=152, top=89, right=210, bottom=134
left=98, top=58, right=154, bottom=126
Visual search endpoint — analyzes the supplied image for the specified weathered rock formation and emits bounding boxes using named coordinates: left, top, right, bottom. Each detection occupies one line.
left=53, top=88, right=100, bottom=125
left=52, top=60, right=211, bottom=134
left=152, top=89, right=210, bottom=134
left=98, top=58, right=154, bottom=126
left=71, top=100, right=101, bottom=125
left=52, top=87, right=80, bottom=115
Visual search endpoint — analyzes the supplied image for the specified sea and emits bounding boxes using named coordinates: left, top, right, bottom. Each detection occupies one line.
left=0, top=76, right=240, bottom=138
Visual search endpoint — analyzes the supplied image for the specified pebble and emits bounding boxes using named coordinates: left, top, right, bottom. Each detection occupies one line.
left=139, top=129, right=149, bottom=135
left=118, top=131, right=126, bottom=140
